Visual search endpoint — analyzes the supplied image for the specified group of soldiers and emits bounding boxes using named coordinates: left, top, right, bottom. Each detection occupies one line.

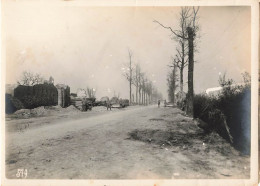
left=157, top=100, right=167, bottom=108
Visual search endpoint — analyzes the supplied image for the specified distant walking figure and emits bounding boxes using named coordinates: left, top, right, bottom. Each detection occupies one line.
left=164, top=100, right=167, bottom=107
left=158, top=100, right=160, bottom=108
left=106, top=100, right=112, bottom=110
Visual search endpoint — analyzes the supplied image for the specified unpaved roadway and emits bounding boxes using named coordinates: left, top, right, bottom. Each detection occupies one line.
left=5, top=105, right=250, bottom=179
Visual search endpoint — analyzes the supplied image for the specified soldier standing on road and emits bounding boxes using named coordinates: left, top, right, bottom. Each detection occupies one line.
left=106, top=100, right=112, bottom=111
left=158, top=100, right=160, bottom=108
left=164, top=100, right=167, bottom=107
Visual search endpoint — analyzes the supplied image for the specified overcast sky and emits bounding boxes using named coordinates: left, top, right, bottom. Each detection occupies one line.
left=3, top=3, right=251, bottom=99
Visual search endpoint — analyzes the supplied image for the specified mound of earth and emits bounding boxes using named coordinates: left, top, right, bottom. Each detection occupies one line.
left=12, top=105, right=81, bottom=119
left=65, top=105, right=80, bottom=112
left=13, top=106, right=47, bottom=118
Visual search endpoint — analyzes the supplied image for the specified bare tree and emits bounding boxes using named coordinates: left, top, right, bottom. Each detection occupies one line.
left=143, top=78, right=148, bottom=105
left=17, top=71, right=45, bottom=86
left=173, top=43, right=188, bottom=97
left=86, top=87, right=96, bottom=98
left=123, top=58, right=162, bottom=106
left=49, top=76, right=54, bottom=84
left=138, top=70, right=144, bottom=105
left=122, top=49, right=134, bottom=105
left=146, top=80, right=153, bottom=104
left=185, top=7, right=200, bottom=117
left=171, top=7, right=190, bottom=98
left=131, top=63, right=139, bottom=104
left=140, top=74, right=147, bottom=105
left=154, top=6, right=200, bottom=117
left=134, top=64, right=140, bottom=104
left=218, top=72, right=234, bottom=87
left=167, top=61, right=178, bottom=103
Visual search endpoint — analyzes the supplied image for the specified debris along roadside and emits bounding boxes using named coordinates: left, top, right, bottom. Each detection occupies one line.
left=70, top=97, right=95, bottom=111
left=8, top=105, right=80, bottom=119
left=82, top=98, right=95, bottom=111
left=71, top=96, right=130, bottom=111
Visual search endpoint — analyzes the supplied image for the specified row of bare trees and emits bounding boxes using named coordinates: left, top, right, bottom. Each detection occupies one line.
left=123, top=49, right=163, bottom=105
left=17, top=71, right=54, bottom=86
left=77, top=87, right=96, bottom=98
left=154, top=6, right=200, bottom=117
left=167, top=62, right=178, bottom=103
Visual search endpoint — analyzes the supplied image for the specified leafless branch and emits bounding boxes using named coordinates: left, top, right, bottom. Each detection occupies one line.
left=153, top=20, right=186, bottom=39
left=17, top=71, right=45, bottom=86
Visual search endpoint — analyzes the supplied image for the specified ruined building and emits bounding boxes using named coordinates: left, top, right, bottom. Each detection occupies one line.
left=56, top=84, right=70, bottom=108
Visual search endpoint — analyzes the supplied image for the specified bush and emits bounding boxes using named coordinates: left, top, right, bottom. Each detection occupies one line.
left=14, top=84, right=58, bottom=109
left=218, top=85, right=250, bottom=154
left=194, top=85, right=251, bottom=154
left=5, top=94, right=24, bottom=114
left=194, top=94, right=217, bottom=127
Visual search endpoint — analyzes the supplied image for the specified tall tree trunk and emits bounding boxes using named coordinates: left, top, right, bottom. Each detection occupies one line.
left=136, top=86, right=138, bottom=104
left=128, top=50, right=132, bottom=105
left=179, top=67, right=184, bottom=109
left=139, top=87, right=141, bottom=105
left=180, top=40, right=185, bottom=97
left=172, top=63, right=177, bottom=104
left=141, top=88, right=143, bottom=104
left=180, top=68, right=184, bottom=95
left=186, top=27, right=194, bottom=117
left=129, top=79, right=132, bottom=105
left=143, top=92, right=145, bottom=105
left=143, top=90, right=145, bottom=105
left=136, top=68, right=138, bottom=103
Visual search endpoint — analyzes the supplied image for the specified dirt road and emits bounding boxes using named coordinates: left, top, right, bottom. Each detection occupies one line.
left=5, top=105, right=250, bottom=179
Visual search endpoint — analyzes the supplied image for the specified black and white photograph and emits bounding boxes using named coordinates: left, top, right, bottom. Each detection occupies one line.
left=1, top=0, right=258, bottom=185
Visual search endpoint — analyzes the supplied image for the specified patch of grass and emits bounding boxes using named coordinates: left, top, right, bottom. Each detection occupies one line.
left=149, top=118, right=165, bottom=122
left=127, top=129, right=235, bottom=157
left=128, top=129, right=204, bottom=148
